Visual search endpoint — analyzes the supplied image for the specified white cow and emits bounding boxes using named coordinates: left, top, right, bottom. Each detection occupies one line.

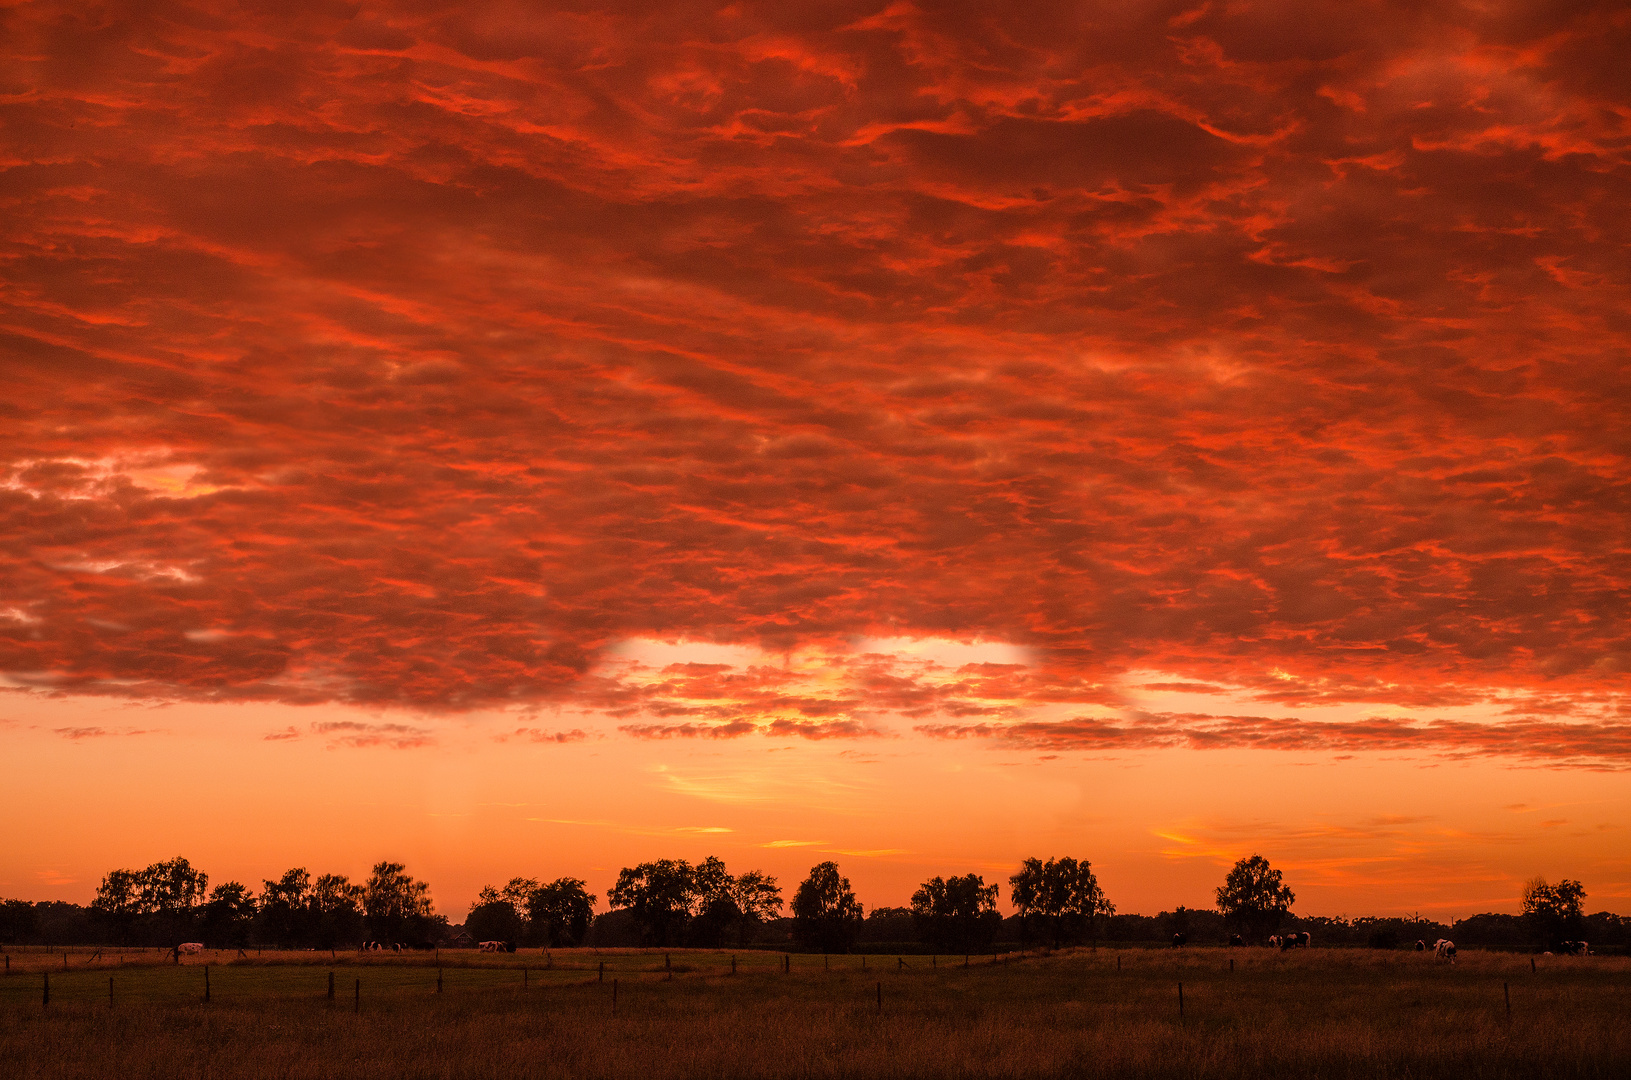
left=177, top=942, right=205, bottom=955
left=1434, top=939, right=1457, bottom=962
left=480, top=940, right=503, bottom=952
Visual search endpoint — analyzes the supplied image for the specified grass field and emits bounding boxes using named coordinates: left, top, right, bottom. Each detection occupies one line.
left=1, top=945, right=1626, bottom=1078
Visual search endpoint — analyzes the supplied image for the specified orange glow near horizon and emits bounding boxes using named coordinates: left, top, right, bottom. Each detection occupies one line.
left=3, top=1, right=1630, bottom=920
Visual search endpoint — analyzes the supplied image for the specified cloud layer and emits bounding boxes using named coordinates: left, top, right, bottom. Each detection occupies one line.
left=3, top=2, right=1629, bottom=762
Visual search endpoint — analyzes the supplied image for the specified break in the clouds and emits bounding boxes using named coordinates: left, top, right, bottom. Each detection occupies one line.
left=3, top=1, right=1630, bottom=764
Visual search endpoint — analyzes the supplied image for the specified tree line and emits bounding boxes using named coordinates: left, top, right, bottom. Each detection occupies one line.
left=1, top=852, right=1621, bottom=955
left=470, top=854, right=1113, bottom=953
left=4, top=856, right=448, bottom=949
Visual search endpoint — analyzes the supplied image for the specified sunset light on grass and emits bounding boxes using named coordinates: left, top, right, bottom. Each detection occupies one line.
left=4, top=0, right=1630, bottom=931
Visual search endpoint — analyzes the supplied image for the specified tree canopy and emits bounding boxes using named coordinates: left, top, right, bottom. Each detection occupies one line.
left=1215, top=854, right=1295, bottom=939
left=910, top=873, right=1001, bottom=953
left=1522, top=877, right=1586, bottom=948
left=1008, top=856, right=1114, bottom=946
left=791, top=861, right=863, bottom=952
left=608, top=856, right=779, bottom=947
left=468, top=876, right=597, bottom=947
left=362, top=861, right=436, bottom=944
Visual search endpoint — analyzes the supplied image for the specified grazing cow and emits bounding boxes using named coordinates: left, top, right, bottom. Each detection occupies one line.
left=1171, top=933, right=1187, bottom=948
left=1414, top=940, right=1427, bottom=951
left=480, top=941, right=516, bottom=953
left=1267, top=935, right=1281, bottom=949
left=1434, top=939, right=1457, bottom=962
left=177, top=942, right=205, bottom=955
left=1278, top=932, right=1310, bottom=950
left=1560, top=941, right=1590, bottom=956
left=1228, top=934, right=1245, bottom=947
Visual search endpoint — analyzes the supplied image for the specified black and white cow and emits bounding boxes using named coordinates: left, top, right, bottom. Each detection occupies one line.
left=1171, top=933, right=1187, bottom=948
left=1279, top=932, right=1310, bottom=950
left=1414, top=940, right=1427, bottom=951
left=1559, top=940, right=1591, bottom=956
left=1434, top=939, right=1457, bottom=962
left=1228, top=934, right=1245, bottom=947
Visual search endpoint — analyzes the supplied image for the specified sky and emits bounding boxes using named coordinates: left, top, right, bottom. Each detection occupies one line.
left=2, top=0, right=1629, bottom=920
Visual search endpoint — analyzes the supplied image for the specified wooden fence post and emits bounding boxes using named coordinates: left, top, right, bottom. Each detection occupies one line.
left=109, top=976, right=114, bottom=1007
left=1178, top=982, right=1184, bottom=1020
left=437, top=969, right=443, bottom=993
left=43, top=972, right=49, bottom=1007
left=1530, top=957, right=1536, bottom=973
left=204, top=964, right=211, bottom=1003
left=1505, top=982, right=1511, bottom=1018
left=875, top=981, right=881, bottom=1014
left=731, top=955, right=736, bottom=976
left=328, top=970, right=334, bottom=1002
left=785, top=954, right=790, bottom=974
left=354, top=978, right=360, bottom=1013
left=524, top=967, right=528, bottom=990
left=612, top=978, right=618, bottom=1016
left=599, top=961, right=605, bottom=983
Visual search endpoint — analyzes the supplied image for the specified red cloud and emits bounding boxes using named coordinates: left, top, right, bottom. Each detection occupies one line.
left=310, top=721, right=434, bottom=750
left=1, top=1, right=1628, bottom=769
left=495, top=727, right=591, bottom=744
left=918, top=714, right=1631, bottom=768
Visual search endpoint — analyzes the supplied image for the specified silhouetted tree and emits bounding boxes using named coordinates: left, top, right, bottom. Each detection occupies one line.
left=467, top=881, right=528, bottom=945
left=791, top=861, right=862, bottom=952
left=609, top=859, right=698, bottom=946
left=362, top=861, right=435, bottom=944
left=525, top=878, right=597, bottom=947
left=137, top=856, right=209, bottom=917
left=733, top=870, right=784, bottom=926
left=1215, top=854, right=1294, bottom=941
left=1009, top=856, right=1114, bottom=947
left=311, top=873, right=364, bottom=947
left=257, top=868, right=312, bottom=947
left=91, top=857, right=208, bottom=945
left=1523, top=877, right=1586, bottom=949
left=202, top=882, right=256, bottom=947
left=911, top=873, right=1001, bottom=952
left=606, top=856, right=776, bottom=947
left=690, top=858, right=782, bottom=947
left=90, top=868, right=142, bottom=944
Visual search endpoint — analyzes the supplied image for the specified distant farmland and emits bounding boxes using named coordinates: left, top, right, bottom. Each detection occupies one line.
left=2, top=946, right=1626, bottom=1078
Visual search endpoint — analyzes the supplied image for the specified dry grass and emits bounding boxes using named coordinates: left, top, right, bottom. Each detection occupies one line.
left=2, top=946, right=1626, bottom=1078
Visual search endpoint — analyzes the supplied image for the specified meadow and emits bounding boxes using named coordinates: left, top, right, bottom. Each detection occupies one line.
left=1, top=945, right=1625, bottom=1078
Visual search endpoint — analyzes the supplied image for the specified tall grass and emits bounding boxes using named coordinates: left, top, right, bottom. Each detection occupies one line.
left=2, top=947, right=1624, bottom=1078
